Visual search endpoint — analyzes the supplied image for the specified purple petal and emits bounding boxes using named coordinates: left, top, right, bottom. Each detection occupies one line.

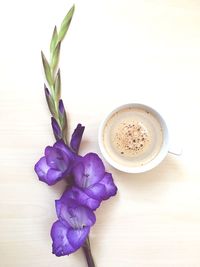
left=68, top=205, right=96, bottom=227
left=61, top=187, right=100, bottom=210
left=99, top=172, right=118, bottom=200
left=84, top=183, right=106, bottom=201
left=46, top=169, right=63, bottom=185
left=34, top=157, right=50, bottom=181
left=51, top=117, right=62, bottom=140
left=55, top=200, right=69, bottom=228
left=59, top=99, right=65, bottom=115
left=56, top=198, right=96, bottom=228
left=67, top=226, right=90, bottom=250
left=70, top=124, right=85, bottom=153
left=53, top=140, right=67, bottom=152
left=51, top=220, right=75, bottom=256
left=73, top=162, right=85, bottom=187
left=34, top=156, right=63, bottom=185
left=82, top=153, right=105, bottom=186
left=53, top=140, right=76, bottom=162
left=45, top=146, right=69, bottom=172
left=73, top=153, right=105, bottom=188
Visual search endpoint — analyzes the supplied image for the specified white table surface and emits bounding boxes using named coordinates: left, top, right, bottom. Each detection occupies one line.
left=1, top=0, right=200, bottom=266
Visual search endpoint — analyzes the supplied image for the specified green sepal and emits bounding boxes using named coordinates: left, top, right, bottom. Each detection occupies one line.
left=54, top=69, right=61, bottom=103
left=57, top=108, right=68, bottom=144
left=41, top=51, right=53, bottom=86
left=50, top=26, right=58, bottom=54
left=44, top=85, right=56, bottom=116
left=61, top=112, right=68, bottom=144
left=58, top=5, right=75, bottom=42
left=50, top=41, right=61, bottom=75
left=58, top=104, right=67, bottom=135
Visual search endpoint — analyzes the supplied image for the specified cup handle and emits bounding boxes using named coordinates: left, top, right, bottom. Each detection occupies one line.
left=168, top=142, right=182, bottom=156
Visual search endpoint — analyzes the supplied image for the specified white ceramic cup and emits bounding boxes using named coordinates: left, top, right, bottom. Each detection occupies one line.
left=98, top=103, right=181, bottom=173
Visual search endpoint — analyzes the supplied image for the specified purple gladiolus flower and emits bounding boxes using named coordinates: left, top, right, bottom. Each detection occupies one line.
left=73, top=153, right=117, bottom=203
left=34, top=140, right=76, bottom=185
left=51, top=196, right=96, bottom=256
left=37, top=8, right=119, bottom=263
left=70, top=124, right=85, bottom=153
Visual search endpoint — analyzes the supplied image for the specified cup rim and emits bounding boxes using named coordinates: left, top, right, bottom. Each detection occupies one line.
left=98, top=103, right=169, bottom=173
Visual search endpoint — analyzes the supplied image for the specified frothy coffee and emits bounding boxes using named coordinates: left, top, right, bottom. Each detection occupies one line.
left=103, top=107, right=164, bottom=168
left=113, top=120, right=150, bottom=156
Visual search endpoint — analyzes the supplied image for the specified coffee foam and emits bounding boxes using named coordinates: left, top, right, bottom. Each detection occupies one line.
left=112, top=120, right=150, bottom=156
left=103, top=107, right=163, bottom=167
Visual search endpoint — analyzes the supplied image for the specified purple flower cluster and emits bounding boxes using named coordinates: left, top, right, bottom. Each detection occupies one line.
left=35, top=124, right=117, bottom=256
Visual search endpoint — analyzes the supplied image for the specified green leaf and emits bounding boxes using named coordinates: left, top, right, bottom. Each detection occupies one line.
left=50, top=41, right=61, bottom=74
left=54, top=69, right=61, bottom=103
left=58, top=5, right=75, bottom=42
left=41, top=51, right=53, bottom=86
left=50, top=26, right=58, bottom=54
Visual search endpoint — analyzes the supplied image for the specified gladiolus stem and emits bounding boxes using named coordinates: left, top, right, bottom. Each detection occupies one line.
left=83, top=237, right=95, bottom=267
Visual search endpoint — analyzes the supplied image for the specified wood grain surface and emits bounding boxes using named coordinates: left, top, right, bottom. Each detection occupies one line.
left=1, top=0, right=200, bottom=266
